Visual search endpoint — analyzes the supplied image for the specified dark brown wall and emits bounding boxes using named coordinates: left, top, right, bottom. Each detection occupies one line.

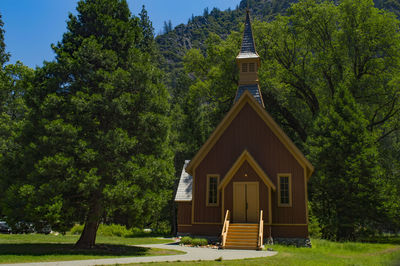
left=178, top=224, right=222, bottom=236
left=270, top=225, right=308, bottom=238
left=224, top=161, right=269, bottom=223
left=193, top=102, right=307, bottom=226
left=177, top=202, right=192, bottom=225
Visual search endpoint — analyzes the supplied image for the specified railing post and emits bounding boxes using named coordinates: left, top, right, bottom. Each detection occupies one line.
left=258, top=210, right=263, bottom=249
left=221, top=210, right=230, bottom=249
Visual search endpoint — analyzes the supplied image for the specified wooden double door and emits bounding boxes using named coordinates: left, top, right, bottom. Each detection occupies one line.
left=233, top=182, right=259, bottom=223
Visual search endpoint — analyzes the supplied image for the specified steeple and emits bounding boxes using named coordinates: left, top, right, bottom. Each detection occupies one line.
left=234, top=10, right=264, bottom=107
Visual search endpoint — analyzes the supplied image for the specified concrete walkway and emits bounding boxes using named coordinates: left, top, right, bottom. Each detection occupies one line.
left=3, top=243, right=277, bottom=266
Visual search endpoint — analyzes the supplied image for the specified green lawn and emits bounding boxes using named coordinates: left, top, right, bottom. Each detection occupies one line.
left=0, top=233, right=181, bottom=264
left=131, top=238, right=400, bottom=266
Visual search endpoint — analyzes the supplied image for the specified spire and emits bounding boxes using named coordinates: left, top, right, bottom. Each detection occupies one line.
left=234, top=10, right=264, bottom=107
left=239, top=10, right=257, bottom=56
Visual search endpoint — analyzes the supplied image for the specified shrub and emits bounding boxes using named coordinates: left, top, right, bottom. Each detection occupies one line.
left=128, top=227, right=144, bottom=237
left=180, top=236, right=208, bottom=246
left=180, top=236, right=192, bottom=245
left=191, top=238, right=208, bottom=246
left=70, top=224, right=84, bottom=235
left=70, top=223, right=142, bottom=237
left=150, top=220, right=171, bottom=235
left=69, top=223, right=172, bottom=238
left=97, top=224, right=131, bottom=237
left=308, top=203, right=322, bottom=239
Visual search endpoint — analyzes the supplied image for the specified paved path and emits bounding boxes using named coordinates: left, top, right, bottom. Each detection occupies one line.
left=3, top=243, right=277, bottom=266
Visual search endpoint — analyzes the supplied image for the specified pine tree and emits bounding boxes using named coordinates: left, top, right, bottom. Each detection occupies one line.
left=306, top=86, right=383, bottom=240
left=3, top=0, right=174, bottom=248
left=138, top=5, right=155, bottom=54
left=0, top=13, right=9, bottom=66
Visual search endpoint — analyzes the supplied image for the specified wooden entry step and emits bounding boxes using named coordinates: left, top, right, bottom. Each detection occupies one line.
left=224, top=223, right=259, bottom=250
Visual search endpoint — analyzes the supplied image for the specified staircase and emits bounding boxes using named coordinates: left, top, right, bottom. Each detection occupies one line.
left=225, top=223, right=259, bottom=250
left=221, top=210, right=264, bottom=250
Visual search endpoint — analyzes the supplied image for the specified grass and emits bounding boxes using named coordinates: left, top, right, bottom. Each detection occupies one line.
left=126, top=238, right=400, bottom=266
left=0, top=233, right=182, bottom=264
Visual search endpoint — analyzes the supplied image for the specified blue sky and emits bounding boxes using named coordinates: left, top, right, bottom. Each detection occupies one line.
left=1, top=0, right=242, bottom=68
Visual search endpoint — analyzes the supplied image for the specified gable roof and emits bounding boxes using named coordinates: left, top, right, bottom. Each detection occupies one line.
left=218, top=150, right=276, bottom=191
left=175, top=160, right=193, bottom=201
left=186, top=90, right=314, bottom=179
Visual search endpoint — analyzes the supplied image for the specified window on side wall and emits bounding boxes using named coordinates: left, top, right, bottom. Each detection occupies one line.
left=206, top=175, right=219, bottom=206
left=278, top=174, right=292, bottom=207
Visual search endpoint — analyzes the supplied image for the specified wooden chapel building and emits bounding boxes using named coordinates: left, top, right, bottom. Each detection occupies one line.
left=175, top=11, right=314, bottom=249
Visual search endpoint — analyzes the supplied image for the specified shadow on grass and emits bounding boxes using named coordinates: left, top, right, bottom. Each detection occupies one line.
left=0, top=243, right=149, bottom=257
left=360, top=236, right=400, bottom=245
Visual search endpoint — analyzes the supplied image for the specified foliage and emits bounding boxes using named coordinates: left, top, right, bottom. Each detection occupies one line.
left=308, top=203, right=321, bottom=239
left=156, top=0, right=400, bottom=89
left=0, top=62, right=33, bottom=218
left=0, top=13, right=10, bottom=66
left=170, top=32, right=241, bottom=167
left=1, top=0, right=174, bottom=248
left=176, top=0, right=400, bottom=239
left=98, top=224, right=137, bottom=237
left=179, top=236, right=192, bottom=245
left=70, top=223, right=170, bottom=238
left=180, top=236, right=208, bottom=246
left=70, top=224, right=84, bottom=235
left=306, top=86, right=383, bottom=240
left=191, top=238, right=209, bottom=246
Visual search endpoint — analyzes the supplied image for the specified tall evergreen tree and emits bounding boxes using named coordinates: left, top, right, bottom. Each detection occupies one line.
left=306, top=86, right=382, bottom=240
left=0, top=13, right=9, bottom=66
left=0, top=13, right=33, bottom=219
left=3, top=0, right=174, bottom=248
left=138, top=5, right=155, bottom=54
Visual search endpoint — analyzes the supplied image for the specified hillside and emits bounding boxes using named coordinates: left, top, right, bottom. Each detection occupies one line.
left=156, top=0, right=400, bottom=76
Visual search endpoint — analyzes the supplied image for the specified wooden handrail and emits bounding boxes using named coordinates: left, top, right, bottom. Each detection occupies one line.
left=258, top=210, right=263, bottom=249
left=221, top=210, right=230, bottom=248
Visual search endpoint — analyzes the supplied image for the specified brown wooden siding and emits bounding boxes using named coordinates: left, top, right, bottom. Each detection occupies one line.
left=270, top=225, right=308, bottom=238
left=177, top=202, right=192, bottom=225
left=194, top=102, right=307, bottom=228
left=223, top=161, right=269, bottom=223
left=178, top=224, right=222, bottom=236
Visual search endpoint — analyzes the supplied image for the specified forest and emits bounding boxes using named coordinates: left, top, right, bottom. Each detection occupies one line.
left=0, top=0, right=400, bottom=248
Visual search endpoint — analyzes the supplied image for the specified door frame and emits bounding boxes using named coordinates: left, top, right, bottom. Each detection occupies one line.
left=233, top=181, right=259, bottom=223
left=219, top=150, right=276, bottom=224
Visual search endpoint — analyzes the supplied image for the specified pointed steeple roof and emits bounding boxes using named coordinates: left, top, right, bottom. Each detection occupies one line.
left=237, top=10, right=259, bottom=59
left=234, top=10, right=264, bottom=107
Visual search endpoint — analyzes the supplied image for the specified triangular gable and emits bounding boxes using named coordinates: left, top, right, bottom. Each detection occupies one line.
left=218, top=150, right=276, bottom=191
left=186, top=90, right=314, bottom=179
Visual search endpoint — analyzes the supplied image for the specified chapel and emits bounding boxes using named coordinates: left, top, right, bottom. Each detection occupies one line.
left=175, top=10, right=314, bottom=249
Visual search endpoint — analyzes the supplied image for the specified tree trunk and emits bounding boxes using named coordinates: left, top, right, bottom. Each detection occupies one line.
left=75, top=200, right=101, bottom=249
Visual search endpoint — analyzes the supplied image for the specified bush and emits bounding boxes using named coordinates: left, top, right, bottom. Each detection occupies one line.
left=70, top=224, right=143, bottom=237
left=191, top=238, right=208, bottom=246
left=69, top=223, right=171, bottom=238
left=180, top=236, right=192, bottom=245
left=180, top=236, right=208, bottom=246
left=308, top=203, right=322, bottom=239
left=128, top=227, right=143, bottom=237
left=97, top=224, right=131, bottom=237
left=70, top=224, right=84, bottom=235
left=150, top=220, right=171, bottom=235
